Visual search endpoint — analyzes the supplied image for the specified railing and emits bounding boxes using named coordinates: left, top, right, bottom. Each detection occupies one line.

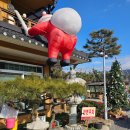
left=0, top=7, right=36, bottom=28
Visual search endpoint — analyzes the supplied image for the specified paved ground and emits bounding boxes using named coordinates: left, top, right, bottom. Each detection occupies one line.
left=110, top=110, right=130, bottom=130
left=49, top=111, right=130, bottom=130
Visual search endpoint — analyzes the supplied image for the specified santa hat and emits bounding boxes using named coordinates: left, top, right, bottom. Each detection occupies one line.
left=38, top=11, right=52, bottom=23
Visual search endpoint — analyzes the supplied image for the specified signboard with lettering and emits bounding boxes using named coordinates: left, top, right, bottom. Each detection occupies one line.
left=81, top=107, right=96, bottom=120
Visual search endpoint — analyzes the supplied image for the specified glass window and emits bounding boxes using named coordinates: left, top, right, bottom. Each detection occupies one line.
left=9, top=64, right=15, bottom=70
left=5, top=63, right=9, bottom=69
left=23, top=65, right=28, bottom=71
left=14, top=64, right=19, bottom=70
left=19, top=65, right=24, bottom=71
left=37, top=67, right=42, bottom=73
left=0, top=61, right=43, bottom=74
left=0, top=62, right=5, bottom=69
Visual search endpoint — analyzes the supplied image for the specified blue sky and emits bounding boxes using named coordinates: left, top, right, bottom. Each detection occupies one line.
left=53, top=0, right=130, bottom=72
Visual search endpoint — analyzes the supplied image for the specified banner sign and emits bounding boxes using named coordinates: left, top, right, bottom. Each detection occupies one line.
left=81, top=107, right=96, bottom=120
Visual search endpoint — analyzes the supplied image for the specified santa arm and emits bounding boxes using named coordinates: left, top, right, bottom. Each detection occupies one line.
left=28, top=22, right=49, bottom=36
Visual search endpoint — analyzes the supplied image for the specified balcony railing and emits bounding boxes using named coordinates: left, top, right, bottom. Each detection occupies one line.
left=0, top=7, right=48, bottom=48
left=0, top=7, right=36, bottom=28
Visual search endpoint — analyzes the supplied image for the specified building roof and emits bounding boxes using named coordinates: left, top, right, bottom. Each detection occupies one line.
left=0, top=21, right=89, bottom=65
left=12, top=0, right=55, bottom=14
left=11, top=0, right=57, bottom=21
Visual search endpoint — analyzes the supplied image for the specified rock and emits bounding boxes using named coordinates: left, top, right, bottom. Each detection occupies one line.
left=26, top=117, right=49, bottom=130
left=65, top=124, right=83, bottom=130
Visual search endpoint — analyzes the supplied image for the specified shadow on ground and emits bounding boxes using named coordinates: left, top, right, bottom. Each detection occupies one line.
left=110, top=110, right=130, bottom=130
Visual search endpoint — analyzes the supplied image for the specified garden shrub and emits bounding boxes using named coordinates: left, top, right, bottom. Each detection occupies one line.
left=77, top=100, right=104, bottom=122
left=55, top=112, right=69, bottom=127
left=88, top=127, right=97, bottom=130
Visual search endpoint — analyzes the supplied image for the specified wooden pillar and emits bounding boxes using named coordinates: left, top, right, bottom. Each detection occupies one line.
left=44, top=65, right=50, bottom=77
left=45, top=98, right=52, bottom=118
left=44, top=65, right=52, bottom=117
left=64, top=103, right=67, bottom=112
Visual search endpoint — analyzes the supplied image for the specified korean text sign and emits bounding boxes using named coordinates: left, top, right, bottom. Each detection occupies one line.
left=81, top=107, right=96, bottom=120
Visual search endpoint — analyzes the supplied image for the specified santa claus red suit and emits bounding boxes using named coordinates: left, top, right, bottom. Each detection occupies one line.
left=28, top=8, right=82, bottom=66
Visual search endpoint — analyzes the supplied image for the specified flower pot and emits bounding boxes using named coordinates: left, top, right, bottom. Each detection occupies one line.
left=6, top=118, right=15, bottom=129
left=94, top=122, right=103, bottom=129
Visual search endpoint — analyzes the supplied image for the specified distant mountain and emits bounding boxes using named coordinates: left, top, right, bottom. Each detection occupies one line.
left=123, top=70, right=130, bottom=83
left=123, top=69, right=130, bottom=75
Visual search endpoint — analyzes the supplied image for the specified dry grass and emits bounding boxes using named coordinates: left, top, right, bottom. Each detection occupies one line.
left=88, top=117, right=114, bottom=126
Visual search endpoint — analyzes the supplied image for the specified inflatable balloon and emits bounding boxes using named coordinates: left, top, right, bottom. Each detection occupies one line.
left=28, top=8, right=82, bottom=66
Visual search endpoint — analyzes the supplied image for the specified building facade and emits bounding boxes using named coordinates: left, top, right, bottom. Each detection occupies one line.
left=0, top=0, right=89, bottom=79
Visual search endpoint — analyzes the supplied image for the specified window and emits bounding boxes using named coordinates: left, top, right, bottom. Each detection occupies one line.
left=0, top=61, right=43, bottom=73
left=0, top=62, right=5, bottom=69
left=37, top=67, right=42, bottom=73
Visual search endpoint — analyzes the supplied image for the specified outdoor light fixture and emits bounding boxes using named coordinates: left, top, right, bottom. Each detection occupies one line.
left=3, top=32, right=7, bottom=36
left=12, top=35, right=16, bottom=38
left=35, top=42, right=38, bottom=45
left=69, top=95, right=83, bottom=125
left=28, top=40, right=31, bottom=43
left=21, top=38, right=24, bottom=41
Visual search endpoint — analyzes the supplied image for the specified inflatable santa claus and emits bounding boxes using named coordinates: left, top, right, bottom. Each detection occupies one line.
left=27, top=8, right=82, bottom=66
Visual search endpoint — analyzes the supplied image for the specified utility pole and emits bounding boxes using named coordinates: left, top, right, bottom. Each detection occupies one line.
left=103, top=53, right=108, bottom=119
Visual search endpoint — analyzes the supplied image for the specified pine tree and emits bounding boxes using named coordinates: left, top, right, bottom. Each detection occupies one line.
left=107, top=60, right=128, bottom=110
left=84, top=29, right=121, bottom=58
